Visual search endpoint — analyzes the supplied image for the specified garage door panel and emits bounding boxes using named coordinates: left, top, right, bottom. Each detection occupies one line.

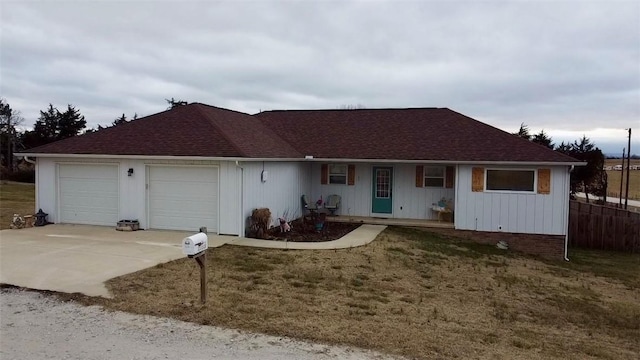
left=60, top=179, right=119, bottom=194
left=59, top=164, right=119, bottom=179
left=150, top=215, right=215, bottom=230
left=150, top=167, right=215, bottom=181
left=60, top=192, right=118, bottom=208
left=149, top=198, right=216, bottom=214
left=60, top=207, right=118, bottom=224
left=148, top=166, right=218, bottom=232
left=150, top=181, right=216, bottom=194
left=58, top=164, right=119, bottom=226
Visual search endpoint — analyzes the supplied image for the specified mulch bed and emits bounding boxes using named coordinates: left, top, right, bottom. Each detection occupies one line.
left=266, top=219, right=359, bottom=242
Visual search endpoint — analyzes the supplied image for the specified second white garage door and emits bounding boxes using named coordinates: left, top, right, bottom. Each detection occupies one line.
left=148, top=166, right=219, bottom=232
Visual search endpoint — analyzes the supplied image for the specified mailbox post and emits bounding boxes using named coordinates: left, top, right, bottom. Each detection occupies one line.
left=182, top=232, right=209, bottom=304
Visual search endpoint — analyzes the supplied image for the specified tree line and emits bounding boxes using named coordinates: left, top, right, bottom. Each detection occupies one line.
left=1, top=98, right=187, bottom=174
left=513, top=123, right=606, bottom=202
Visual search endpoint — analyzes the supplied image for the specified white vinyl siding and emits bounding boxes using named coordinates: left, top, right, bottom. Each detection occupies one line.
left=241, top=161, right=311, bottom=230
left=455, top=165, right=569, bottom=235
left=58, top=164, right=119, bottom=226
left=148, top=166, right=219, bottom=232
left=313, top=163, right=454, bottom=220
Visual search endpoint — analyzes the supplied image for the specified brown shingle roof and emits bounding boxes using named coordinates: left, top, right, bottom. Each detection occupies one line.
left=24, top=104, right=578, bottom=163
left=255, top=108, right=578, bottom=163
left=24, top=103, right=301, bottom=158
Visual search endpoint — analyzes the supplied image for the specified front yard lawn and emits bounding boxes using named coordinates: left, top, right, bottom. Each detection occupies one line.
left=0, top=181, right=35, bottom=230
left=103, top=227, right=640, bottom=359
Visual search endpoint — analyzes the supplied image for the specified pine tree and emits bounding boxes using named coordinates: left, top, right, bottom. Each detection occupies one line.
left=555, top=136, right=606, bottom=202
left=513, top=123, right=531, bottom=140
left=0, top=99, right=24, bottom=171
left=531, top=130, right=554, bottom=149
left=112, top=113, right=128, bottom=126
left=22, top=104, right=87, bottom=149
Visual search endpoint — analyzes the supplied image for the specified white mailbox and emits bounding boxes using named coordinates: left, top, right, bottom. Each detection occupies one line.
left=182, top=232, right=208, bottom=256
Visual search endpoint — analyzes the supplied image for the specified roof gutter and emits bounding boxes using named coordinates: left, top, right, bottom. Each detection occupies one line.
left=15, top=153, right=306, bottom=162
left=16, top=153, right=586, bottom=166
left=306, top=158, right=587, bottom=166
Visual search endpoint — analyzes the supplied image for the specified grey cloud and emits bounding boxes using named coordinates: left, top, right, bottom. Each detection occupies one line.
left=1, top=0, right=638, bottom=151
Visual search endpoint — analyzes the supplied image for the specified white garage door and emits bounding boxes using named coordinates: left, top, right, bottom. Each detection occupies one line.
left=58, top=164, right=119, bottom=226
left=148, top=166, right=219, bottom=232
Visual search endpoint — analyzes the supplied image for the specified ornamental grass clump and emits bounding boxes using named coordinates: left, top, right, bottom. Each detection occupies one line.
left=251, top=208, right=271, bottom=239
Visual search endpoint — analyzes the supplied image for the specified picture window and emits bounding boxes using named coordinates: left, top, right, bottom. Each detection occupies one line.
left=486, top=169, right=535, bottom=192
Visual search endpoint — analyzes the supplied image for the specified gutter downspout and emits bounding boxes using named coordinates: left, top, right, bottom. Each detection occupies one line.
left=235, top=161, right=244, bottom=237
left=564, top=165, right=575, bottom=262
left=23, top=156, right=36, bottom=165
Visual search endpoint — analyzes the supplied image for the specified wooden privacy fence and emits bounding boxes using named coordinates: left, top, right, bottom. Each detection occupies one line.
left=569, top=200, right=640, bottom=253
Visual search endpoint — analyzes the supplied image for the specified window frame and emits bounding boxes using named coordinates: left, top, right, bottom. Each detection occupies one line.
left=484, top=168, right=537, bottom=194
left=423, top=166, right=445, bottom=188
left=328, top=164, right=348, bottom=185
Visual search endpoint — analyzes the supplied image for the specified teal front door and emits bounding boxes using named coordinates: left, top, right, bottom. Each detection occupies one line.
left=372, top=167, right=393, bottom=214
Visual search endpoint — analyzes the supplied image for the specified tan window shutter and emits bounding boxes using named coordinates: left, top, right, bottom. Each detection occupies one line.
left=445, top=166, right=455, bottom=188
left=472, top=167, right=484, bottom=192
left=321, top=164, right=328, bottom=185
left=415, top=165, right=424, bottom=187
left=348, top=164, right=356, bottom=185
left=538, top=168, right=551, bottom=194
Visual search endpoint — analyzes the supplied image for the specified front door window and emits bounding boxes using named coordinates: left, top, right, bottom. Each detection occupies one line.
left=376, top=169, right=391, bottom=198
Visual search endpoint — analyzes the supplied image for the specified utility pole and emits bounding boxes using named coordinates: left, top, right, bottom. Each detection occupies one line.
left=619, top=148, right=624, bottom=208
left=624, top=128, right=632, bottom=210
left=5, top=114, right=11, bottom=172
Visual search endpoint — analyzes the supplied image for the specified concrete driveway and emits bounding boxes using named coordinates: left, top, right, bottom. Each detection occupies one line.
left=0, top=224, right=234, bottom=297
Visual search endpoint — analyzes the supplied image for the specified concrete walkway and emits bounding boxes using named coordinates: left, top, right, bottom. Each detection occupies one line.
left=0, top=224, right=385, bottom=297
left=227, top=224, right=386, bottom=249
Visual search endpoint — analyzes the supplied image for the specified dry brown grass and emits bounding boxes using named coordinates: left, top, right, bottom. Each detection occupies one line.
left=0, top=181, right=35, bottom=230
left=605, top=159, right=640, bottom=200
left=105, top=227, right=640, bottom=360
left=605, top=170, right=640, bottom=201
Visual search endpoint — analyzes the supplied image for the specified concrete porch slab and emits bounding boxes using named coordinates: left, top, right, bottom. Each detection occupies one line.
left=327, top=215, right=454, bottom=228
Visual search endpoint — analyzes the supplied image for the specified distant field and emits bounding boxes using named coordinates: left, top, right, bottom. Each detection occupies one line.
left=605, top=158, right=640, bottom=167
left=605, top=159, right=640, bottom=200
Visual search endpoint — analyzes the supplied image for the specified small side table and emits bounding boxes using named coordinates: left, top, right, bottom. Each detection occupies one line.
left=431, top=206, right=452, bottom=222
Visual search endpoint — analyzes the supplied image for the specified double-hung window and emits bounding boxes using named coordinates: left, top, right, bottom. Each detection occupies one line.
left=424, top=166, right=445, bottom=187
left=329, top=164, right=348, bottom=185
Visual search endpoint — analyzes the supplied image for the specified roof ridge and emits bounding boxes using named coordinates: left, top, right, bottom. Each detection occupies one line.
left=192, top=102, right=252, bottom=116
left=193, top=104, right=302, bottom=157
left=192, top=104, right=248, bottom=157
left=255, top=107, right=443, bottom=115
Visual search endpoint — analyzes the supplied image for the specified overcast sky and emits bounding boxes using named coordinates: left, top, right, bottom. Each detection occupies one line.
left=1, top=0, right=638, bottom=154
